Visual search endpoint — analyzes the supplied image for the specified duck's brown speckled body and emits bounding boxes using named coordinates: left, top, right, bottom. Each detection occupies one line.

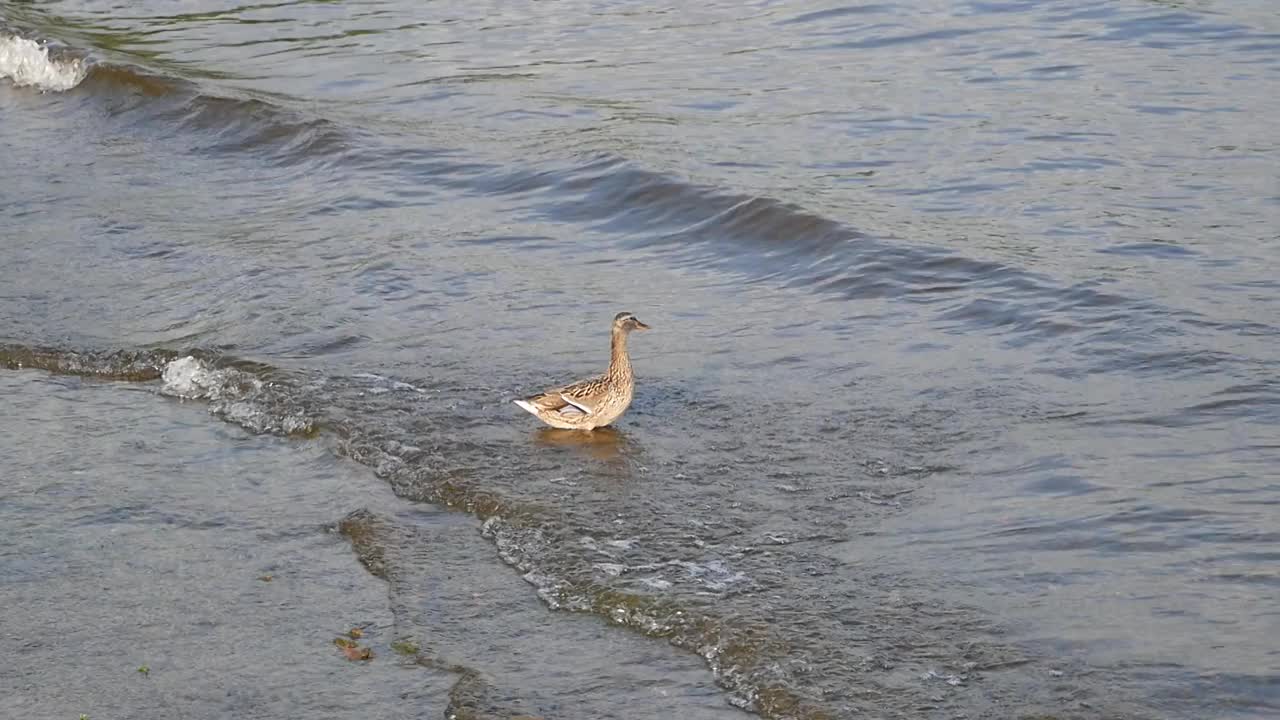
left=513, top=312, right=650, bottom=430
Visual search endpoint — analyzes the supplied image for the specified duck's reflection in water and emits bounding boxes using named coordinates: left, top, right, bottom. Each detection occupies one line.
left=533, top=426, right=638, bottom=464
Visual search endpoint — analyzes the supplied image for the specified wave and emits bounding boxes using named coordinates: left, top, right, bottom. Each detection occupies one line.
left=0, top=344, right=317, bottom=435
left=0, top=344, right=175, bottom=381
left=9, top=28, right=1273, bottom=384
left=2, top=342, right=1161, bottom=718
left=0, top=25, right=352, bottom=168
left=0, top=32, right=88, bottom=91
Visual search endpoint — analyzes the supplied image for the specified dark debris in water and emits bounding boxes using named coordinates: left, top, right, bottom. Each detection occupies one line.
left=333, top=636, right=373, bottom=661
left=337, top=509, right=390, bottom=580
left=390, top=639, right=419, bottom=656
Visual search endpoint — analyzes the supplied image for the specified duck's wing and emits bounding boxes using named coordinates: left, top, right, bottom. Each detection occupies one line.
left=522, top=374, right=608, bottom=413
left=557, top=375, right=612, bottom=408
left=559, top=394, right=593, bottom=414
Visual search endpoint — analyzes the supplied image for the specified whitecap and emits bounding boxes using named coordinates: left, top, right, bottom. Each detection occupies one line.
left=0, top=34, right=88, bottom=92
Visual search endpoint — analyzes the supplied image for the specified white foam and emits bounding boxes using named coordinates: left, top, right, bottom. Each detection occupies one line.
left=0, top=34, right=88, bottom=92
left=161, top=356, right=226, bottom=399
left=160, top=356, right=314, bottom=435
left=594, top=562, right=626, bottom=577
left=353, top=372, right=427, bottom=394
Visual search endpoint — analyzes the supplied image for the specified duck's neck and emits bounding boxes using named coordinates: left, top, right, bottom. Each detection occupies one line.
left=608, top=328, right=633, bottom=380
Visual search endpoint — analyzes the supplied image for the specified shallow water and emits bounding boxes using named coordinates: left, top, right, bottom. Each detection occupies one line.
left=3, top=0, right=1278, bottom=717
left=0, top=371, right=740, bottom=720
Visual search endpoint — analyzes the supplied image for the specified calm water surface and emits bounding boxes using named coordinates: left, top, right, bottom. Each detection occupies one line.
left=2, top=1, right=1278, bottom=718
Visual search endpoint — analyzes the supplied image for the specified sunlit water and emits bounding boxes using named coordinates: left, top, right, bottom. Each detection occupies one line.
left=3, top=1, right=1278, bottom=717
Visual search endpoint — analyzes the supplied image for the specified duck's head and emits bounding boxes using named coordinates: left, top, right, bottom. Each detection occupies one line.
left=613, top=311, right=650, bottom=332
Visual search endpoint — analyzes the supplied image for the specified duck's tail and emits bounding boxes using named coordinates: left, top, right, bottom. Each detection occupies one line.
left=513, top=399, right=539, bottom=416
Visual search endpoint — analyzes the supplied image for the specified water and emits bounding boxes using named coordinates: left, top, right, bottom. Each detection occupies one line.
left=0, top=371, right=734, bottom=720
left=2, top=1, right=1277, bottom=717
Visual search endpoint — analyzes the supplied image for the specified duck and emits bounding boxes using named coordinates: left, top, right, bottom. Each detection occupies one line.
left=513, top=311, right=650, bottom=430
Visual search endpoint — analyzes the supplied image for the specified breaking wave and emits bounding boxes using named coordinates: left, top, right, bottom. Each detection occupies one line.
left=0, top=32, right=88, bottom=92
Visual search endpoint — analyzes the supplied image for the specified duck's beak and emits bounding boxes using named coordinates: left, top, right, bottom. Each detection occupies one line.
left=634, top=319, right=651, bottom=330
